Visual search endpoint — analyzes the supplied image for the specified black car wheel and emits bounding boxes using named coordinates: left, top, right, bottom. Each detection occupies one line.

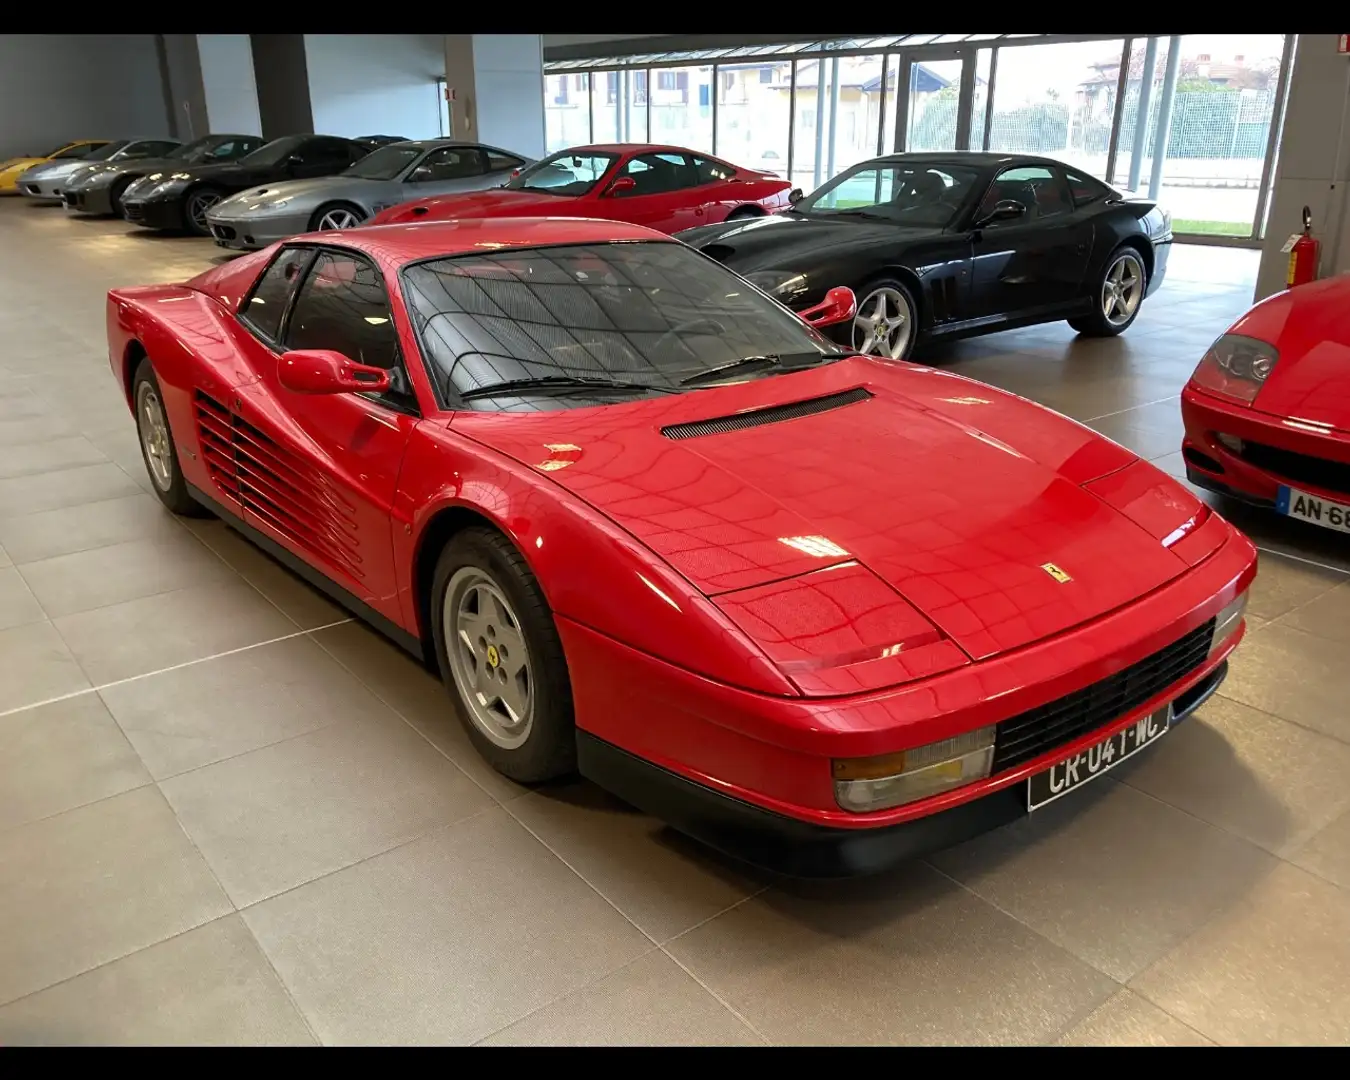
left=311, top=202, right=366, bottom=231
left=1069, top=246, right=1148, bottom=337
left=184, top=187, right=224, bottom=236
left=850, top=278, right=918, bottom=360
left=109, top=177, right=135, bottom=217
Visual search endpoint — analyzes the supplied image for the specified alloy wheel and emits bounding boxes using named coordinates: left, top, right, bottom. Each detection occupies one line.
left=187, top=191, right=222, bottom=233
left=318, top=207, right=364, bottom=230
left=1101, top=251, right=1145, bottom=326
left=136, top=381, right=174, bottom=492
left=852, top=286, right=913, bottom=359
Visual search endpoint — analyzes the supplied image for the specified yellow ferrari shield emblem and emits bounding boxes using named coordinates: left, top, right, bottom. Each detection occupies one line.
left=1040, top=563, right=1073, bottom=584
left=486, top=644, right=500, bottom=668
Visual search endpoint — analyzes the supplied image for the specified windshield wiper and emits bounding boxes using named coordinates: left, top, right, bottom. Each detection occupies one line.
left=459, top=375, right=679, bottom=401
left=680, top=355, right=783, bottom=386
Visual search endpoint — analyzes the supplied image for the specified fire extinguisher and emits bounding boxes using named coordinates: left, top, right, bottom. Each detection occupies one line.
left=1286, top=205, right=1321, bottom=289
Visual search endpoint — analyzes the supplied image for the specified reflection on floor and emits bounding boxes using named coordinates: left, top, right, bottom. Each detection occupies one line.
left=0, top=201, right=1347, bottom=1046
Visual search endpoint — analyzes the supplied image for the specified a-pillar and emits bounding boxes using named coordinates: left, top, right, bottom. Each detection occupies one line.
left=443, top=35, right=546, bottom=159
left=1254, top=36, right=1350, bottom=300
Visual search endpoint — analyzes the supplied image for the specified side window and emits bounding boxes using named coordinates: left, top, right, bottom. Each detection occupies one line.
left=1065, top=169, right=1108, bottom=208
left=414, top=147, right=486, bottom=182
left=283, top=252, right=417, bottom=413
left=485, top=150, right=524, bottom=172
left=690, top=156, right=734, bottom=185
left=131, top=141, right=180, bottom=158
left=615, top=152, right=698, bottom=197
left=239, top=247, right=313, bottom=342
left=978, top=165, right=1074, bottom=223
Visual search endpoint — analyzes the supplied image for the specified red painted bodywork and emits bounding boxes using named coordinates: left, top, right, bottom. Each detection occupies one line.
left=107, top=217, right=1257, bottom=833
left=367, top=143, right=795, bottom=232
left=1181, top=272, right=1350, bottom=505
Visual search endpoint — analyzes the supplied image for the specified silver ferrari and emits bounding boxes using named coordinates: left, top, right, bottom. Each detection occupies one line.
left=204, top=138, right=534, bottom=250
left=17, top=138, right=182, bottom=201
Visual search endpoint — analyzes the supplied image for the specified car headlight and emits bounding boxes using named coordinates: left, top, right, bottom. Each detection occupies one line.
left=1210, top=590, right=1248, bottom=657
left=1189, top=334, right=1278, bottom=405
left=832, top=726, right=996, bottom=813
left=745, top=269, right=809, bottom=302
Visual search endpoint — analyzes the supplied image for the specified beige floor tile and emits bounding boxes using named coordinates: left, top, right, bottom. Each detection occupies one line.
left=480, top=949, right=762, bottom=1046
left=928, top=780, right=1275, bottom=982
left=0, top=565, right=44, bottom=630
left=0, top=692, right=150, bottom=830
left=0, top=620, right=91, bottom=714
left=1131, top=862, right=1350, bottom=1045
left=0, top=916, right=315, bottom=1046
left=0, top=787, right=231, bottom=1006
left=0, top=493, right=180, bottom=564
left=1117, top=694, right=1350, bottom=855
left=99, top=634, right=387, bottom=780
left=1087, top=418, right=1181, bottom=461
left=0, top=435, right=107, bottom=480
left=1220, top=622, right=1350, bottom=744
left=52, top=579, right=298, bottom=685
left=1148, top=450, right=1187, bottom=479
left=1277, top=578, right=1350, bottom=644
left=19, top=533, right=238, bottom=618
left=0, top=462, right=141, bottom=517
left=1056, top=989, right=1213, bottom=1046
left=160, top=717, right=495, bottom=907
left=0, top=543, right=10, bottom=569
left=1289, top=808, right=1350, bottom=892
left=664, top=861, right=1118, bottom=1046
left=1246, top=551, right=1346, bottom=621
left=243, top=808, right=651, bottom=1045
left=509, top=781, right=768, bottom=942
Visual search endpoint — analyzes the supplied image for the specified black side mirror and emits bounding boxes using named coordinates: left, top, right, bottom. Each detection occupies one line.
left=407, top=165, right=434, bottom=183
left=976, top=199, right=1026, bottom=228
left=788, top=188, right=804, bottom=205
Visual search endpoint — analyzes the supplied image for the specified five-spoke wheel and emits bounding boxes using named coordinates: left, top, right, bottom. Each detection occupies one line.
left=851, top=281, right=915, bottom=360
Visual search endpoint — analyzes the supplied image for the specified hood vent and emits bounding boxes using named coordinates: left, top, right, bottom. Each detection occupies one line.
left=661, top=386, right=872, bottom=441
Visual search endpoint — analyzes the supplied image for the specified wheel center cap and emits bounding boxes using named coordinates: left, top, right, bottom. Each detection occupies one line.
left=486, top=644, right=499, bottom=669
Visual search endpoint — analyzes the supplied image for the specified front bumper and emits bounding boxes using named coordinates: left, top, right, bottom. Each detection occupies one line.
left=1147, top=236, right=1172, bottom=297
left=19, top=179, right=65, bottom=201
left=1182, top=385, right=1350, bottom=508
left=121, top=194, right=186, bottom=230
left=207, top=211, right=309, bottom=251
left=63, top=185, right=116, bottom=215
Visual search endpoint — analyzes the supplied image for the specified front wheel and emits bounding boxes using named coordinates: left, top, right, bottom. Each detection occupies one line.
left=310, top=201, right=367, bottom=231
left=430, top=527, right=576, bottom=784
left=1069, top=246, right=1148, bottom=337
left=184, top=187, right=224, bottom=236
left=849, top=278, right=918, bottom=360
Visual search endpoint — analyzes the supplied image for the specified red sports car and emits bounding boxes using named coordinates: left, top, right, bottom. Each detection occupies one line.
left=108, top=217, right=1255, bottom=877
left=368, top=143, right=798, bottom=233
left=1183, top=273, right=1350, bottom=535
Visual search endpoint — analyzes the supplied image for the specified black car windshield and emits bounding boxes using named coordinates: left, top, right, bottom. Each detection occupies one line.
left=344, top=144, right=422, bottom=180
left=46, top=142, right=108, bottom=160
left=503, top=151, right=617, bottom=197
left=239, top=135, right=311, bottom=168
left=796, top=161, right=982, bottom=227
left=401, top=240, right=844, bottom=411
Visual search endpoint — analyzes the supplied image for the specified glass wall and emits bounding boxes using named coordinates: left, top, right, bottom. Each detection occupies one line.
left=542, top=32, right=1295, bottom=241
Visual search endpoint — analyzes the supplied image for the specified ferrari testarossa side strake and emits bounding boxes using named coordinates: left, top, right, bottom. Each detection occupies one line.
left=106, top=217, right=1255, bottom=877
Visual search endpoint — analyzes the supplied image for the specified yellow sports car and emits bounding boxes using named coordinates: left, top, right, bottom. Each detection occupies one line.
left=0, top=140, right=110, bottom=194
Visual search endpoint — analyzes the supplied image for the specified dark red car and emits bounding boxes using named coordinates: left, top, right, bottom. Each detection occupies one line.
left=369, top=143, right=798, bottom=233
left=107, top=217, right=1255, bottom=877
left=1182, top=273, right=1350, bottom=535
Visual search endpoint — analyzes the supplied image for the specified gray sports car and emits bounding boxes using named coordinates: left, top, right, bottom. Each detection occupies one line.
left=62, top=134, right=263, bottom=216
left=204, top=138, right=533, bottom=250
left=17, top=138, right=183, bottom=201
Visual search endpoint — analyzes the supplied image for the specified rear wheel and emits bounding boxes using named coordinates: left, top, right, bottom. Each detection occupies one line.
left=1069, top=246, right=1147, bottom=337
left=132, top=359, right=207, bottom=517
left=310, top=201, right=367, bottom=231
left=184, top=187, right=223, bottom=236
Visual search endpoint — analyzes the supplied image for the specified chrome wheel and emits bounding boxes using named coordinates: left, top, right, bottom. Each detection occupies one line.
left=443, top=567, right=534, bottom=750
left=852, top=286, right=913, bottom=359
left=1101, top=251, right=1145, bottom=327
left=136, top=381, right=173, bottom=492
left=186, top=190, right=221, bottom=233
left=317, top=206, right=364, bottom=230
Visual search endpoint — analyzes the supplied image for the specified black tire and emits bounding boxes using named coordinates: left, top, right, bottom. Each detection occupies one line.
left=108, top=176, right=135, bottom=217
left=309, top=201, right=367, bottom=232
left=726, top=206, right=762, bottom=221
left=131, top=358, right=208, bottom=517
left=183, top=186, right=224, bottom=236
left=839, top=276, right=919, bottom=360
left=1069, top=244, right=1148, bottom=337
left=429, top=526, right=576, bottom=784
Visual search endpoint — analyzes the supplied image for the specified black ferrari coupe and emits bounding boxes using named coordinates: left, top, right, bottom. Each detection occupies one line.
left=675, top=152, right=1173, bottom=360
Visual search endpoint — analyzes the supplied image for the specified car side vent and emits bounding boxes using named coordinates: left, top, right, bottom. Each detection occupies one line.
left=661, top=386, right=873, bottom=441
left=700, top=244, right=734, bottom=263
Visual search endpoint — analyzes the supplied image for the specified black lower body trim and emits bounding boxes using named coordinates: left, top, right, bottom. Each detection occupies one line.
left=1185, top=467, right=1277, bottom=509
left=185, top=481, right=427, bottom=662
left=578, top=660, right=1228, bottom=879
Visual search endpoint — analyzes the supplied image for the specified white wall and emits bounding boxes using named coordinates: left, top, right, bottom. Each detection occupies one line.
left=197, top=35, right=262, bottom=137
left=0, top=35, right=170, bottom=159
left=472, top=35, right=546, bottom=159
left=303, top=34, right=444, bottom=140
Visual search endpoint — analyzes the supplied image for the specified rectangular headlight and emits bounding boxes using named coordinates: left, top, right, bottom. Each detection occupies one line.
left=1210, top=591, right=1248, bottom=656
left=832, top=726, right=995, bottom=813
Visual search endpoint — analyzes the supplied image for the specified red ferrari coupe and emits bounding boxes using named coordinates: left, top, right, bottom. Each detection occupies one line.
left=1183, top=273, right=1350, bottom=535
left=107, top=217, right=1255, bottom=877
left=368, top=143, right=798, bottom=233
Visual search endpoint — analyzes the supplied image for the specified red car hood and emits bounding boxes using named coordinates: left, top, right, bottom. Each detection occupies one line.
left=453, top=359, right=1197, bottom=661
left=381, top=188, right=580, bottom=223
left=1240, top=274, right=1350, bottom=431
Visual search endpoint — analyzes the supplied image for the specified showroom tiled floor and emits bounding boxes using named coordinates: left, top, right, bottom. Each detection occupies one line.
left=0, top=198, right=1348, bottom=1046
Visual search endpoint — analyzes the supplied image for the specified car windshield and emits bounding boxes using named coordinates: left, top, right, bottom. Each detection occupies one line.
left=85, top=141, right=131, bottom=162
left=239, top=135, right=310, bottom=167
left=46, top=142, right=107, bottom=160
left=503, top=151, right=617, bottom=197
left=796, top=161, right=983, bottom=227
left=171, top=136, right=220, bottom=161
left=344, top=144, right=422, bottom=180
left=401, top=240, right=845, bottom=411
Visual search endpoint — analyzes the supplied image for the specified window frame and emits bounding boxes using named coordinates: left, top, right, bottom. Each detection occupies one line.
left=483, top=147, right=526, bottom=173
left=975, top=163, right=1075, bottom=227
left=1064, top=168, right=1111, bottom=209
left=410, top=145, right=488, bottom=183
left=613, top=151, right=701, bottom=198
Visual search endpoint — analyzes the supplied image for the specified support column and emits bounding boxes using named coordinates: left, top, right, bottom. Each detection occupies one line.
left=443, top=35, right=546, bottom=158
left=155, top=34, right=262, bottom=140
left=1255, top=36, right=1350, bottom=300
left=1127, top=37, right=1159, bottom=192
left=249, top=34, right=313, bottom=140
left=1147, top=36, right=1181, bottom=199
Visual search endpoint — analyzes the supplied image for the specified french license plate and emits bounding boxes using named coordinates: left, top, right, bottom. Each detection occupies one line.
left=1276, top=485, right=1350, bottom=535
left=1027, top=704, right=1172, bottom=811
